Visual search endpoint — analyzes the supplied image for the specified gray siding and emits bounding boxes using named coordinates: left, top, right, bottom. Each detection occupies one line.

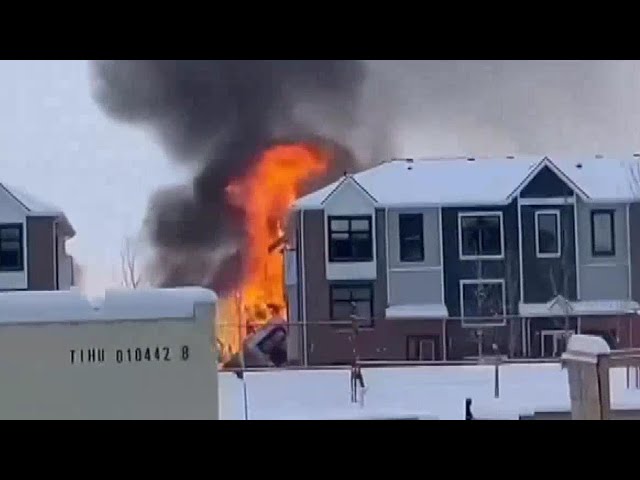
left=520, top=204, right=576, bottom=303
left=27, top=217, right=56, bottom=291
left=387, top=207, right=443, bottom=306
left=576, top=200, right=630, bottom=300
left=387, top=208, right=441, bottom=268
left=388, top=270, right=442, bottom=305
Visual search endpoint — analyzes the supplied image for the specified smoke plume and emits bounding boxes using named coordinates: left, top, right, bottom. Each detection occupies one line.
left=92, top=60, right=367, bottom=291
left=367, top=60, right=640, bottom=157
left=92, top=60, right=640, bottom=292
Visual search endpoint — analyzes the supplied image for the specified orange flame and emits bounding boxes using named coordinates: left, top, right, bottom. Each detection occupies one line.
left=217, top=143, right=328, bottom=356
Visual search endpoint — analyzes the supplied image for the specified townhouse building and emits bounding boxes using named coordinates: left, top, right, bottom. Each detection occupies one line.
left=0, top=183, right=75, bottom=291
left=285, top=155, right=640, bottom=365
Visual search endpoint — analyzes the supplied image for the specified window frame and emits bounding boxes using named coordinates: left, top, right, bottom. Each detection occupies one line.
left=0, top=223, right=24, bottom=272
left=459, top=278, right=507, bottom=327
left=329, top=283, right=374, bottom=328
left=398, top=213, right=425, bottom=263
left=534, top=209, right=561, bottom=258
left=590, top=209, right=616, bottom=257
left=327, top=215, right=374, bottom=263
left=458, top=211, right=505, bottom=260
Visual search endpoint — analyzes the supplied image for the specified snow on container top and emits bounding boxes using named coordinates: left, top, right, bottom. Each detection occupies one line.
left=0, top=287, right=217, bottom=324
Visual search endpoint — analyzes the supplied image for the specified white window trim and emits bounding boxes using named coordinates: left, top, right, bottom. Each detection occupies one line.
left=458, top=211, right=505, bottom=261
left=519, top=196, right=575, bottom=206
left=582, top=262, right=626, bottom=268
left=459, top=278, right=507, bottom=327
left=389, top=266, right=441, bottom=273
left=534, top=209, right=561, bottom=259
left=324, top=213, right=376, bottom=264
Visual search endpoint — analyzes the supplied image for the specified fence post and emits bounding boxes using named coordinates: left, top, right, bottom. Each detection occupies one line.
left=561, top=334, right=611, bottom=420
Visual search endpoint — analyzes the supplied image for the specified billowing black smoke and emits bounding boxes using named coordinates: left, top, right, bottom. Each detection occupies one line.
left=91, top=60, right=366, bottom=292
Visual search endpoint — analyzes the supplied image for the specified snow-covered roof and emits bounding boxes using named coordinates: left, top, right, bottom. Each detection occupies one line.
left=519, top=299, right=640, bottom=317
left=0, top=183, right=75, bottom=236
left=385, top=303, right=448, bottom=319
left=294, top=155, right=640, bottom=209
left=0, top=287, right=217, bottom=324
left=4, top=184, right=63, bottom=216
left=218, top=363, right=640, bottom=420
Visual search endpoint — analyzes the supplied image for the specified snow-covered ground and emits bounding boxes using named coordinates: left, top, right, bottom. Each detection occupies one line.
left=218, top=364, right=640, bottom=420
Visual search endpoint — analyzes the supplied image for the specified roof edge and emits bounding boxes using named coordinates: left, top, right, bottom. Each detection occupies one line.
left=507, top=157, right=590, bottom=202
left=319, top=174, right=378, bottom=206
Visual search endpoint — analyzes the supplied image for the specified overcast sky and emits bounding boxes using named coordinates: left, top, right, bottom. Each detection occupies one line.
left=4, top=60, right=640, bottom=296
left=0, top=60, right=189, bottom=295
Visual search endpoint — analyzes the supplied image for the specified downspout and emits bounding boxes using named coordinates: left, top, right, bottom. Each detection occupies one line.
left=300, top=210, right=308, bottom=366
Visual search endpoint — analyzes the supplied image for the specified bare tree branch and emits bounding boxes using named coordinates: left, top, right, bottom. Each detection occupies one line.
left=120, top=236, right=143, bottom=289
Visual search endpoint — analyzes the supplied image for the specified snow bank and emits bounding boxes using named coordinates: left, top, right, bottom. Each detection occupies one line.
left=561, top=334, right=611, bottom=364
left=219, top=363, right=640, bottom=420
left=0, top=287, right=217, bottom=324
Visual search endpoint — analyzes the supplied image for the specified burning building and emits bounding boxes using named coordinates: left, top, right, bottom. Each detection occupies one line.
left=217, top=142, right=329, bottom=362
left=91, top=60, right=367, bottom=365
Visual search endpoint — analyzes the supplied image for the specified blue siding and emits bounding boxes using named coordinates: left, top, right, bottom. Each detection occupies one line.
left=442, top=200, right=520, bottom=318
left=520, top=166, right=575, bottom=198
left=520, top=204, right=577, bottom=303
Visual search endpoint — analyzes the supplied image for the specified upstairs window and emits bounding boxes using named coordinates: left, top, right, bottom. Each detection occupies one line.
left=328, top=216, right=373, bottom=262
left=459, top=213, right=503, bottom=259
left=0, top=224, right=24, bottom=272
left=535, top=210, right=561, bottom=257
left=399, top=213, right=424, bottom=262
left=591, top=210, right=615, bottom=257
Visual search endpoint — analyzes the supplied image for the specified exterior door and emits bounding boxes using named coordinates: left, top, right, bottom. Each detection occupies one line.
left=407, top=335, right=438, bottom=361
left=540, top=330, right=571, bottom=358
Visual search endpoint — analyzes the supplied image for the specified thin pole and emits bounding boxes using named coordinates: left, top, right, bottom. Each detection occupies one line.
left=242, top=379, right=249, bottom=420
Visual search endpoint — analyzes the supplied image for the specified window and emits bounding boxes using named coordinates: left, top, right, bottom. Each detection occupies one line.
left=460, top=280, right=506, bottom=326
left=399, top=213, right=424, bottom=262
left=535, top=210, right=561, bottom=257
left=330, top=284, right=374, bottom=327
left=0, top=224, right=23, bottom=272
left=328, top=216, right=373, bottom=262
left=459, top=213, right=503, bottom=259
left=591, top=210, right=615, bottom=256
